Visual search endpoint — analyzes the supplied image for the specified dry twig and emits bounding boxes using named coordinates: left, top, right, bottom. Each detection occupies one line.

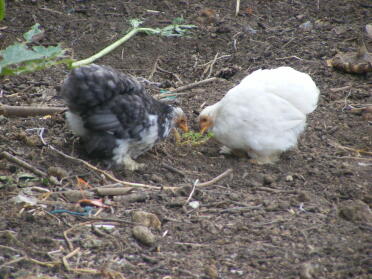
left=0, top=104, right=65, bottom=117
left=1, top=151, right=47, bottom=177
left=329, top=140, right=372, bottom=156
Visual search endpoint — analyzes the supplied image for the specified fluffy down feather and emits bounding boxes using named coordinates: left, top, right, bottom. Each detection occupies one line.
left=199, top=66, right=320, bottom=164
left=60, top=64, right=187, bottom=170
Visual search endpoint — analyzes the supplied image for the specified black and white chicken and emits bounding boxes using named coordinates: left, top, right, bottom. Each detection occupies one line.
left=60, top=64, right=188, bottom=170
left=198, top=66, right=319, bottom=164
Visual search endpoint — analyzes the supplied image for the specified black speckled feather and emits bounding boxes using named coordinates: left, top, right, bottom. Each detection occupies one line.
left=60, top=64, right=177, bottom=162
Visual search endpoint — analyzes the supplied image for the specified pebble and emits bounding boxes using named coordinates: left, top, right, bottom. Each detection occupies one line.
left=150, top=174, right=163, bottom=184
left=297, top=191, right=311, bottom=202
left=262, top=175, right=274, bottom=185
left=132, top=211, right=161, bottom=230
left=339, top=200, right=372, bottom=223
left=285, top=175, right=294, bottom=182
left=47, top=166, right=68, bottom=180
left=132, top=225, right=156, bottom=246
left=299, top=21, right=313, bottom=32
left=188, top=200, right=200, bottom=209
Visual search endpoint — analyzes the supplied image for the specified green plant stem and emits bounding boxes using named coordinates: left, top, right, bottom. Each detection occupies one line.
left=71, top=27, right=157, bottom=68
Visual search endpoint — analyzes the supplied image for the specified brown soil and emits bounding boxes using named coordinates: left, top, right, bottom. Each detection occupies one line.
left=0, top=1, right=371, bottom=279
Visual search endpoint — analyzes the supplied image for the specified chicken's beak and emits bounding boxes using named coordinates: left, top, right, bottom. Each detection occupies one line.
left=199, top=122, right=210, bottom=135
left=179, top=122, right=189, bottom=133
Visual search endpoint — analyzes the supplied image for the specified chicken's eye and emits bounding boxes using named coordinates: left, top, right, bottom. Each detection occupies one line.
left=201, top=118, right=208, bottom=123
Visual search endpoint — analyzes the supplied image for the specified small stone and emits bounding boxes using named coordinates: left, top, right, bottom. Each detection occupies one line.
left=205, top=262, right=218, bottom=279
left=48, top=166, right=68, bottom=180
left=296, top=14, right=305, bottom=20
left=228, top=193, right=241, bottom=201
left=339, top=200, right=372, bottom=223
left=300, top=262, right=315, bottom=279
left=297, top=191, right=311, bottom=202
left=48, top=176, right=61, bottom=186
left=132, top=225, right=156, bottom=246
left=150, top=174, right=163, bottom=184
left=132, top=211, right=161, bottom=230
left=299, top=21, right=313, bottom=32
left=262, top=175, right=274, bottom=185
left=285, top=175, right=294, bottom=182
left=188, top=200, right=200, bottom=209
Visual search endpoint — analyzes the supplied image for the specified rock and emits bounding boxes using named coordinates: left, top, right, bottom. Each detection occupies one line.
left=150, top=174, right=163, bottom=184
left=132, top=225, right=156, bottom=246
left=188, top=200, right=200, bottom=209
left=285, top=175, right=294, bottom=182
left=47, top=166, right=68, bottom=180
left=263, top=175, right=274, bottom=185
left=132, top=211, right=161, bottom=230
left=300, top=262, right=315, bottom=279
left=299, top=21, right=313, bottom=32
left=339, top=200, right=372, bottom=224
left=297, top=191, right=311, bottom=202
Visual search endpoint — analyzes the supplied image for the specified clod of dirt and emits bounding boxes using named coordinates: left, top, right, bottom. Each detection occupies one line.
left=362, top=106, right=372, bottom=121
left=300, top=262, right=315, bottom=279
left=204, top=260, right=218, bottom=279
left=297, top=191, right=311, bottom=202
left=132, top=210, right=161, bottom=230
left=47, top=166, right=68, bottom=180
left=197, top=8, right=217, bottom=25
left=327, top=43, right=372, bottom=74
left=339, top=200, right=372, bottom=223
left=132, top=225, right=156, bottom=246
left=262, top=175, right=275, bottom=185
left=113, top=192, right=149, bottom=203
left=216, top=65, right=241, bottom=79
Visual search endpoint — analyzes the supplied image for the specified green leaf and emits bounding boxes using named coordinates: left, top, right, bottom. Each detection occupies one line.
left=172, top=17, right=185, bottom=25
left=129, top=19, right=143, bottom=28
left=32, top=44, right=66, bottom=58
left=23, top=23, right=42, bottom=42
left=0, top=43, right=45, bottom=68
left=0, top=0, right=5, bottom=21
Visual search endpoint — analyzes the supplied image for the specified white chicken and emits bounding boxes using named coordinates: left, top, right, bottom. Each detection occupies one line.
left=198, top=66, right=319, bottom=164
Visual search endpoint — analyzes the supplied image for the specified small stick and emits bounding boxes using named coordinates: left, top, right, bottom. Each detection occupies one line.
left=201, top=205, right=262, bottom=213
left=161, top=163, right=185, bottom=177
left=329, top=85, right=352, bottom=92
left=196, top=168, right=233, bottom=187
left=170, top=77, right=220, bottom=93
left=254, top=186, right=297, bottom=194
left=329, top=140, right=372, bottom=156
left=275, top=55, right=304, bottom=61
left=235, top=0, right=240, bottom=16
left=78, top=216, right=137, bottom=225
left=63, top=221, right=93, bottom=251
left=156, top=64, right=183, bottom=84
left=203, top=52, right=219, bottom=79
left=49, top=145, right=160, bottom=189
left=0, top=105, right=65, bottom=117
left=148, top=56, right=160, bottom=80
left=185, top=179, right=199, bottom=204
left=1, top=151, right=47, bottom=177
left=95, top=187, right=134, bottom=196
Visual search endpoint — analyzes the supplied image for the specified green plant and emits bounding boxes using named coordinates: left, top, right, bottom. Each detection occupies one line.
left=0, top=24, right=72, bottom=75
left=0, top=19, right=196, bottom=76
left=72, top=18, right=195, bottom=67
left=179, top=131, right=214, bottom=146
left=0, top=0, right=5, bottom=21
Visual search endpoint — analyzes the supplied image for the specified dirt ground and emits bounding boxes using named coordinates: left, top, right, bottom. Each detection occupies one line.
left=0, top=1, right=371, bottom=278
